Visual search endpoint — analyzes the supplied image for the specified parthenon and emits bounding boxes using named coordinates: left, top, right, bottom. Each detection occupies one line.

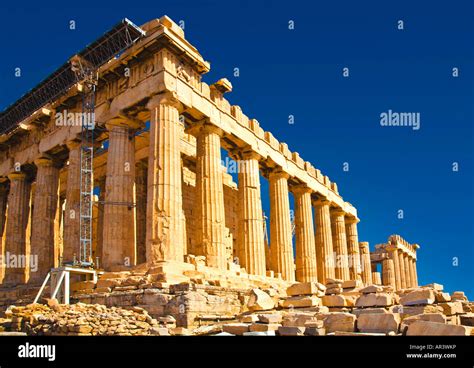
left=3, top=16, right=472, bottom=338
left=0, top=16, right=416, bottom=290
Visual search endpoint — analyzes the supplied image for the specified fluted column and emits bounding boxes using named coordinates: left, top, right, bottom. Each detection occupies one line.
left=63, top=141, right=81, bottom=263
left=0, top=182, right=8, bottom=238
left=146, top=93, right=184, bottom=264
left=188, top=122, right=227, bottom=269
left=387, top=247, right=401, bottom=290
left=102, top=122, right=136, bottom=269
left=407, top=257, right=415, bottom=288
left=330, top=209, right=350, bottom=281
left=403, top=253, right=412, bottom=288
left=4, top=172, right=31, bottom=284
left=313, top=198, right=335, bottom=283
left=293, top=186, right=318, bottom=282
left=359, top=241, right=372, bottom=285
left=135, top=160, right=147, bottom=265
left=382, top=258, right=396, bottom=289
left=29, top=158, right=60, bottom=284
left=237, top=151, right=266, bottom=276
left=345, top=216, right=361, bottom=281
left=94, top=177, right=105, bottom=266
left=269, top=169, right=294, bottom=281
left=411, top=258, right=418, bottom=287
left=372, top=271, right=382, bottom=285
left=398, top=251, right=407, bottom=289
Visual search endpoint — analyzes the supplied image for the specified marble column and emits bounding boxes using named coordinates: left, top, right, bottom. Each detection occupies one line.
left=403, top=253, right=412, bottom=288
left=382, top=258, right=396, bottom=289
left=63, top=141, right=81, bottom=263
left=146, top=93, right=184, bottom=264
left=345, top=216, right=361, bottom=281
left=269, top=169, right=294, bottom=281
left=372, top=271, right=382, bottom=285
left=237, top=151, right=266, bottom=276
left=293, top=186, right=318, bottom=282
left=398, top=251, right=407, bottom=289
left=330, top=209, right=350, bottom=281
left=135, top=160, right=147, bottom=265
left=0, top=182, right=8, bottom=237
left=313, top=198, right=335, bottom=284
left=4, top=172, right=31, bottom=284
left=102, top=122, right=136, bottom=269
left=190, top=122, right=227, bottom=269
left=407, top=257, right=416, bottom=288
left=29, top=158, right=60, bottom=284
left=359, top=241, right=372, bottom=285
left=0, top=181, right=7, bottom=283
left=94, top=177, right=105, bottom=267
left=387, top=247, right=402, bottom=290
left=411, top=258, right=418, bottom=287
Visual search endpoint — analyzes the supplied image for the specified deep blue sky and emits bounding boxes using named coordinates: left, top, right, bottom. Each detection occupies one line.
left=1, top=0, right=472, bottom=297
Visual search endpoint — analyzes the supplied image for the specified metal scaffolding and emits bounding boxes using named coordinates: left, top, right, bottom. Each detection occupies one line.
left=0, top=18, right=145, bottom=136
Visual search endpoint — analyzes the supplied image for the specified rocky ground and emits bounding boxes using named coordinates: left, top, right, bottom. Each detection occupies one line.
left=1, top=278, right=472, bottom=336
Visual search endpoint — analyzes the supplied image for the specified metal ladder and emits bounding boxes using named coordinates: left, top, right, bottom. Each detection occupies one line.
left=71, top=55, right=97, bottom=267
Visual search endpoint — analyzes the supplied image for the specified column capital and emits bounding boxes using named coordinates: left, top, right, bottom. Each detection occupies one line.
left=240, top=148, right=261, bottom=161
left=385, top=244, right=399, bottom=253
left=7, top=171, right=27, bottom=181
left=292, top=184, right=312, bottom=195
left=228, top=145, right=261, bottom=162
left=185, top=119, right=223, bottom=138
left=146, top=91, right=182, bottom=110
left=312, top=196, right=330, bottom=206
left=106, top=114, right=142, bottom=131
left=65, top=140, right=81, bottom=151
left=330, top=207, right=346, bottom=218
left=268, top=167, right=290, bottom=180
left=345, top=215, right=360, bottom=224
left=34, top=155, right=61, bottom=168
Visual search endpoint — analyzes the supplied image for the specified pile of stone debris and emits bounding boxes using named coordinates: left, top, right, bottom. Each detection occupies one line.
left=0, top=299, right=174, bottom=336
left=1, top=280, right=472, bottom=336
left=215, top=280, right=474, bottom=336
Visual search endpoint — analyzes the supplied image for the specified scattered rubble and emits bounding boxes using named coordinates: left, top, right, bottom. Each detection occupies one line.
left=0, top=279, right=472, bottom=336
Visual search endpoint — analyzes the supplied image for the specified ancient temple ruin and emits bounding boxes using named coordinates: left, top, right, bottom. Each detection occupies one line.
left=0, top=16, right=419, bottom=291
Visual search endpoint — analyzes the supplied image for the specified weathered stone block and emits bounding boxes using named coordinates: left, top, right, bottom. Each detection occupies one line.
left=435, top=291, right=451, bottom=303
left=222, top=323, right=249, bottom=335
left=257, top=313, right=283, bottom=324
left=282, top=296, right=320, bottom=308
left=342, top=280, right=363, bottom=289
left=278, top=326, right=305, bottom=336
left=248, top=289, right=274, bottom=311
left=460, top=313, right=474, bottom=326
left=322, top=295, right=347, bottom=307
left=304, top=327, right=325, bottom=336
left=249, top=323, right=280, bottom=332
left=356, top=293, right=393, bottom=307
left=406, top=320, right=471, bottom=336
left=287, top=282, right=326, bottom=296
left=357, top=313, right=400, bottom=334
left=360, top=285, right=384, bottom=294
left=400, top=289, right=436, bottom=306
left=422, top=283, right=444, bottom=291
left=323, top=313, right=356, bottom=333
left=439, top=302, right=464, bottom=316
left=400, top=313, right=446, bottom=332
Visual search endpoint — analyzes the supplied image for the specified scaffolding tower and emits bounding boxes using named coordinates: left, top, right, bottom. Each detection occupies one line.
left=71, top=56, right=96, bottom=267
left=29, top=19, right=145, bottom=304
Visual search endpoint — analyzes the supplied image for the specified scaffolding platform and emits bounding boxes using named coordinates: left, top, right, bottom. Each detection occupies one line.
left=33, top=266, right=103, bottom=305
